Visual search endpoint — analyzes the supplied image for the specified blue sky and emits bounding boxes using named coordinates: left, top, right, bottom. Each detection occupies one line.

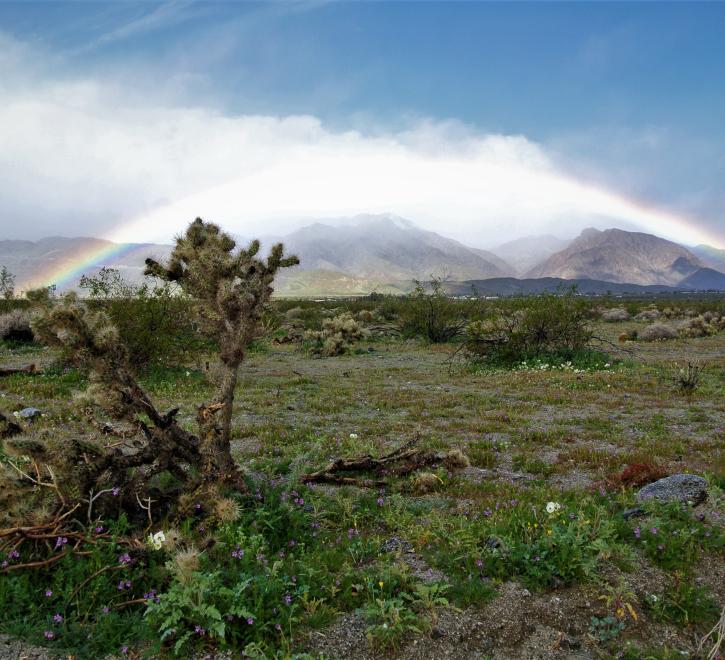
left=0, top=1, right=723, bottom=247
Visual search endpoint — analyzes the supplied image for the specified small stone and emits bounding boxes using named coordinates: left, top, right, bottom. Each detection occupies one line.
left=636, top=473, right=708, bottom=506
left=623, top=507, right=646, bottom=519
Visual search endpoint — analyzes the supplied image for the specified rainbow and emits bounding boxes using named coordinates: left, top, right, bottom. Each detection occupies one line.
left=15, top=167, right=725, bottom=293
left=18, top=239, right=158, bottom=293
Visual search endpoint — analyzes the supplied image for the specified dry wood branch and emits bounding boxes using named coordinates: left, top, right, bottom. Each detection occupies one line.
left=0, top=549, right=92, bottom=573
left=302, top=435, right=457, bottom=487
left=0, top=364, right=38, bottom=377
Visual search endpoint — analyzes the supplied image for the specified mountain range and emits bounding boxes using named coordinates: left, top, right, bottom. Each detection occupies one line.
left=2, top=215, right=724, bottom=296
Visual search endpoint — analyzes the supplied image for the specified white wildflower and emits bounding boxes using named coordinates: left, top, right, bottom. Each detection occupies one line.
left=545, top=502, right=561, bottom=514
left=148, top=530, right=166, bottom=550
left=349, top=433, right=358, bottom=440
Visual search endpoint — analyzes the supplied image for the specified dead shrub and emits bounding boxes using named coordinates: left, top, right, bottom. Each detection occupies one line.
left=608, top=463, right=668, bottom=489
left=602, top=308, right=630, bottom=322
left=634, top=308, right=661, bottom=321
left=639, top=322, right=678, bottom=341
left=0, top=309, right=35, bottom=342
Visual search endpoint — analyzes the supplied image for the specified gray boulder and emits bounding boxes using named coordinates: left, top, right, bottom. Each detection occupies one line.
left=15, top=407, right=42, bottom=420
left=636, top=473, right=708, bottom=506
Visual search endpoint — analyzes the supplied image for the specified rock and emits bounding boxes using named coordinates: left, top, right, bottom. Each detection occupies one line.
left=380, top=536, right=414, bottom=554
left=15, top=407, right=42, bottom=420
left=622, top=507, right=646, bottom=519
left=636, top=473, right=707, bottom=506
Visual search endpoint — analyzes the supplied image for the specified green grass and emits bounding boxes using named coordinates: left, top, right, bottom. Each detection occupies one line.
left=1, top=311, right=724, bottom=658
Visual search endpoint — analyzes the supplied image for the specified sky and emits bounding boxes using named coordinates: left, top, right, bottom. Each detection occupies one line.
left=0, top=1, right=724, bottom=249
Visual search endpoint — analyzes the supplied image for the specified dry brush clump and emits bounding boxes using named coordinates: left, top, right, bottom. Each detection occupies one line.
left=634, top=308, right=661, bottom=321
left=0, top=218, right=298, bottom=531
left=678, top=313, right=725, bottom=338
left=304, top=312, right=368, bottom=356
left=601, top=307, right=630, bottom=322
left=0, top=308, right=35, bottom=342
left=638, top=322, right=678, bottom=342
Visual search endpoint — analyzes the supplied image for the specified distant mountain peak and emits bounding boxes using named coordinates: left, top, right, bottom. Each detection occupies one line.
left=525, top=227, right=705, bottom=285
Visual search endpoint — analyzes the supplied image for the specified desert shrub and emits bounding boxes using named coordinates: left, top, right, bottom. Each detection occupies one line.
left=677, top=314, right=724, bottom=338
left=639, top=322, right=678, bottom=342
left=304, top=312, right=368, bottom=356
left=79, top=268, right=205, bottom=369
left=463, top=290, right=596, bottom=367
left=284, top=306, right=303, bottom=320
left=0, top=266, right=15, bottom=299
left=0, top=308, right=35, bottom=342
left=602, top=308, right=630, bottom=322
left=634, top=308, right=661, bottom=321
left=673, top=361, right=702, bottom=394
left=397, top=278, right=471, bottom=343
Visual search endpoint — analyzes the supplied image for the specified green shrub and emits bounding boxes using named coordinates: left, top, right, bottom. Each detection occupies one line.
left=398, top=278, right=473, bottom=343
left=463, top=289, right=596, bottom=367
left=80, top=268, right=206, bottom=369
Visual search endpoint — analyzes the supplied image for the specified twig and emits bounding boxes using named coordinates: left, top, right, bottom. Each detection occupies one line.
left=0, top=549, right=92, bottom=573
left=697, top=606, right=725, bottom=660
left=68, top=564, right=126, bottom=603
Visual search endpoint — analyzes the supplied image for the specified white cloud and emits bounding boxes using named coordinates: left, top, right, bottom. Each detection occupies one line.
left=0, top=41, right=722, bottom=249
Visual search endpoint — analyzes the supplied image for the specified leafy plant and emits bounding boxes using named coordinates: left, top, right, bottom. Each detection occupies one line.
left=588, top=615, right=625, bottom=643
left=363, top=596, right=423, bottom=650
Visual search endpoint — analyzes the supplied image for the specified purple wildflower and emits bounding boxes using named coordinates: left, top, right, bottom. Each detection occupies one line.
left=483, top=508, right=492, bottom=517
left=52, top=613, right=63, bottom=623
left=111, top=486, right=120, bottom=497
left=54, top=536, right=68, bottom=551
left=9, top=550, right=20, bottom=559
left=650, top=527, right=658, bottom=535
left=275, top=623, right=282, bottom=632
left=94, top=525, right=104, bottom=533
left=44, top=631, right=54, bottom=640
left=634, top=527, right=641, bottom=539
left=247, top=617, right=254, bottom=625
left=377, top=497, right=385, bottom=506
left=121, top=647, right=129, bottom=655
left=284, top=594, right=292, bottom=605
left=102, top=607, right=110, bottom=615
left=44, top=589, right=53, bottom=598
left=118, top=553, right=132, bottom=565
left=194, top=625, right=205, bottom=636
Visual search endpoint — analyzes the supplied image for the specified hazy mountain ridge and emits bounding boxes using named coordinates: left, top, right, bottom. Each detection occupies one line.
left=2, top=217, right=724, bottom=294
left=691, top=244, right=725, bottom=273
left=282, top=214, right=516, bottom=281
left=492, top=235, right=571, bottom=275
left=525, top=228, right=705, bottom=285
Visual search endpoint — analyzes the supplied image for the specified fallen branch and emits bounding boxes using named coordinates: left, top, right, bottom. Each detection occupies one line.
left=0, top=364, right=38, bottom=377
left=0, top=549, right=92, bottom=573
left=302, top=435, right=468, bottom=487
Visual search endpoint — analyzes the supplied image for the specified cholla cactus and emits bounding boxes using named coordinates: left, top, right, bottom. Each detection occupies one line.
left=145, top=218, right=298, bottom=480
left=1, top=219, right=296, bottom=527
left=305, top=313, right=368, bottom=357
